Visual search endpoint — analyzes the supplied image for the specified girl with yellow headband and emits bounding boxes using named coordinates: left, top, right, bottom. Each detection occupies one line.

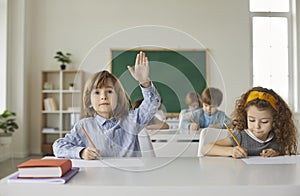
left=204, top=86, right=298, bottom=158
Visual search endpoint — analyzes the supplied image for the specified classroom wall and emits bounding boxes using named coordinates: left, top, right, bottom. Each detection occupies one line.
left=295, top=0, right=300, bottom=147
left=5, top=0, right=299, bottom=156
left=0, top=0, right=7, bottom=112
left=3, top=0, right=29, bottom=160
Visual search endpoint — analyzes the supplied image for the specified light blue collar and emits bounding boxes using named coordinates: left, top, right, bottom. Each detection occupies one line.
left=95, top=115, right=116, bottom=126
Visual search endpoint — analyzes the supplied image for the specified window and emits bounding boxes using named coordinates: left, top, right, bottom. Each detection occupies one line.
left=250, top=0, right=289, bottom=12
left=250, top=0, right=293, bottom=105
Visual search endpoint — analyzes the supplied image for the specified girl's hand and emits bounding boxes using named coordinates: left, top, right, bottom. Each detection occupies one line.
left=189, top=122, right=200, bottom=130
left=81, top=147, right=101, bottom=160
left=231, top=146, right=247, bottom=159
left=128, top=51, right=150, bottom=88
left=260, top=148, right=280, bottom=157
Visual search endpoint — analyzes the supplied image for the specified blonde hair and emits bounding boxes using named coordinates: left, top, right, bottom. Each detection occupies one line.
left=231, top=86, right=298, bottom=155
left=83, top=70, right=131, bottom=120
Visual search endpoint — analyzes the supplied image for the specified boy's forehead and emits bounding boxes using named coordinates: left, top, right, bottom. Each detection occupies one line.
left=94, top=78, right=114, bottom=88
left=203, top=102, right=217, bottom=107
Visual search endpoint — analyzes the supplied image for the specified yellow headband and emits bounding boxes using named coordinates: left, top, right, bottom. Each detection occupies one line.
left=245, top=91, right=278, bottom=111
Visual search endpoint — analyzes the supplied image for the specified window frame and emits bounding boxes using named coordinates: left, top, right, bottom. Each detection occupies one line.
left=250, top=0, right=295, bottom=109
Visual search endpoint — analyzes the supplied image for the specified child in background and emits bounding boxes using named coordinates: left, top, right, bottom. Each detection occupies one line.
left=178, top=91, right=201, bottom=128
left=180, top=87, right=230, bottom=130
left=53, top=51, right=161, bottom=159
left=204, top=86, right=298, bottom=158
left=132, top=98, right=169, bottom=130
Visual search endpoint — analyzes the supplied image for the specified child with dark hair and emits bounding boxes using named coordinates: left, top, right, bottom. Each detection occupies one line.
left=180, top=87, right=230, bottom=130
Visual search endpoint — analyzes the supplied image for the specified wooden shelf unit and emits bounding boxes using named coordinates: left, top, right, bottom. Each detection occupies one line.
left=41, top=70, right=83, bottom=155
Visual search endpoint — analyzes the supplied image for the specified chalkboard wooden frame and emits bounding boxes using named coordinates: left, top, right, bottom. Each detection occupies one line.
left=110, top=48, right=207, bottom=117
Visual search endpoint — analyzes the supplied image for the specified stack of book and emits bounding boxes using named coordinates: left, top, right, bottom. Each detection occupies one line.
left=70, top=113, right=81, bottom=128
left=8, top=159, right=79, bottom=184
left=43, top=98, right=58, bottom=111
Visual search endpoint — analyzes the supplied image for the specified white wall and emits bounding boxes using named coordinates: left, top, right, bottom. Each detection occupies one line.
left=27, top=0, right=250, bottom=154
left=295, top=0, right=300, bottom=147
left=6, top=0, right=298, bottom=156
left=296, top=0, right=300, bottom=111
left=0, top=0, right=7, bottom=112
left=1, top=0, right=30, bottom=159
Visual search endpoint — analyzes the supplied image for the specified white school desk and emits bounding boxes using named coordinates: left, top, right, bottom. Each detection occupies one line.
left=165, top=118, right=179, bottom=129
left=1, top=156, right=300, bottom=196
left=148, top=129, right=200, bottom=157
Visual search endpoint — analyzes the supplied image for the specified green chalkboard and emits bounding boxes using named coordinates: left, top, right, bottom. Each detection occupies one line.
left=110, top=49, right=207, bottom=116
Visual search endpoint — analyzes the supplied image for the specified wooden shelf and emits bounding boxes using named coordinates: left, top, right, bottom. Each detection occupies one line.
left=41, top=70, right=83, bottom=155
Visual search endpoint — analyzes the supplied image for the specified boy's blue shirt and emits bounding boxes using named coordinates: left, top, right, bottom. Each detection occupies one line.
left=203, top=112, right=213, bottom=128
left=180, top=108, right=230, bottom=130
left=53, top=83, right=161, bottom=159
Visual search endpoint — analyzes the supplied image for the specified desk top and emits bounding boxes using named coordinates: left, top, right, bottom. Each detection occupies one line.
left=1, top=157, right=300, bottom=196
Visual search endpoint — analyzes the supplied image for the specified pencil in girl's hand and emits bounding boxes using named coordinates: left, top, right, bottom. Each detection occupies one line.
left=223, top=122, right=241, bottom=147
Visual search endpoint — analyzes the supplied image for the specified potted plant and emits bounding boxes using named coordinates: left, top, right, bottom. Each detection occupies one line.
left=54, top=51, right=72, bottom=70
left=0, top=109, right=18, bottom=145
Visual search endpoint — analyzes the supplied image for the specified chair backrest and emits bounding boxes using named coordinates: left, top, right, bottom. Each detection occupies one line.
left=198, top=128, right=228, bottom=157
left=138, top=129, right=156, bottom=157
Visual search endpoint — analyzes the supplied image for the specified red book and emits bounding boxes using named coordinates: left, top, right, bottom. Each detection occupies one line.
left=17, top=159, right=72, bottom=178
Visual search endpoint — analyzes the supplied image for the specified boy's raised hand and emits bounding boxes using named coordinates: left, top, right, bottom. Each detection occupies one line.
left=128, top=51, right=150, bottom=88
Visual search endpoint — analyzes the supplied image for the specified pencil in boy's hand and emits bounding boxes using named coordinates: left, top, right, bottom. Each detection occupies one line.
left=223, top=123, right=241, bottom=147
left=81, top=126, right=96, bottom=149
left=81, top=126, right=101, bottom=158
left=188, top=115, right=196, bottom=124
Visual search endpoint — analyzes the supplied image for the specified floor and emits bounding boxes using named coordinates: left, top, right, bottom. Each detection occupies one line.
left=0, top=155, right=42, bottom=179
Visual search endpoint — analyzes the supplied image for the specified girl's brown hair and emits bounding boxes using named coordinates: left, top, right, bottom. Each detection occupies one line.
left=231, top=86, right=298, bottom=155
left=83, top=70, right=131, bottom=120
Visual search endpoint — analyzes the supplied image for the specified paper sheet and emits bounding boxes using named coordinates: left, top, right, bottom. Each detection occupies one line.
left=71, top=158, right=144, bottom=168
left=242, top=155, right=300, bottom=164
